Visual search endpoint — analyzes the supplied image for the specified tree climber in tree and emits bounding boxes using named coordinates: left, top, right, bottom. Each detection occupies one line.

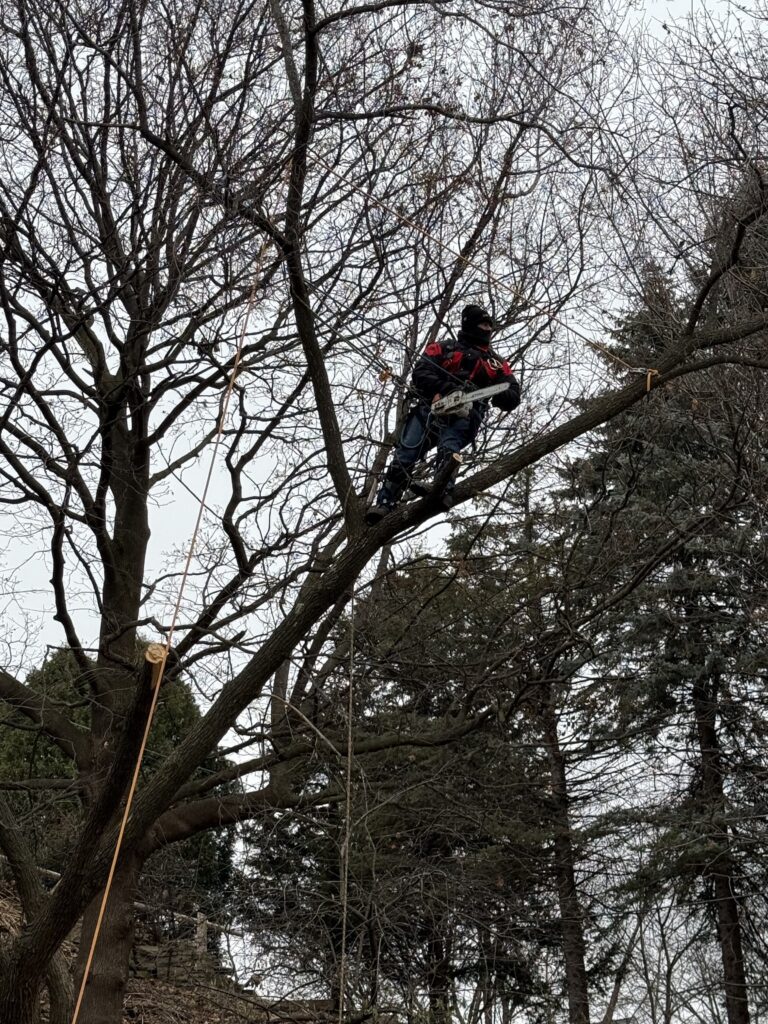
left=366, top=304, right=521, bottom=524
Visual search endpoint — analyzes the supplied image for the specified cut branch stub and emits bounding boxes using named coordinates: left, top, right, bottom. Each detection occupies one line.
left=144, top=644, right=169, bottom=691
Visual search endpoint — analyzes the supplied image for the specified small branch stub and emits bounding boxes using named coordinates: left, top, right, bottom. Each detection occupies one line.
left=144, top=643, right=169, bottom=690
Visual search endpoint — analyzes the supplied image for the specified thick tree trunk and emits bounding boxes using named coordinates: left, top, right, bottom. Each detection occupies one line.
left=692, top=676, right=750, bottom=1024
left=0, top=934, right=75, bottom=1024
left=47, top=952, right=75, bottom=1024
left=0, top=943, right=44, bottom=1024
left=73, top=851, right=143, bottom=1024
left=713, top=870, right=750, bottom=1024
left=541, top=686, right=591, bottom=1024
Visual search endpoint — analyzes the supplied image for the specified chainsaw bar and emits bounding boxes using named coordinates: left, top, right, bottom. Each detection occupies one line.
left=431, top=382, right=510, bottom=416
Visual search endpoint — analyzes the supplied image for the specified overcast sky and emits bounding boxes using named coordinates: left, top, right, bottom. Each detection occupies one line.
left=640, top=0, right=726, bottom=27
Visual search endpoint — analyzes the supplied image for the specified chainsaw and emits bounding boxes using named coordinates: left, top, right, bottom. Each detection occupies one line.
left=431, top=382, right=510, bottom=418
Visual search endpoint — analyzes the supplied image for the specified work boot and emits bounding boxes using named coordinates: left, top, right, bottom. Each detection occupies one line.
left=437, top=479, right=456, bottom=509
left=432, top=450, right=461, bottom=506
left=365, top=495, right=398, bottom=525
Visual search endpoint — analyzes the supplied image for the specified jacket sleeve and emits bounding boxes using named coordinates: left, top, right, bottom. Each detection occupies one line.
left=472, top=348, right=521, bottom=410
left=411, top=343, right=461, bottom=401
left=491, top=371, right=521, bottom=411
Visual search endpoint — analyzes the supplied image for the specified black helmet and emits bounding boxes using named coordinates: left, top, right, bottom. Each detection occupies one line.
left=461, top=304, right=495, bottom=342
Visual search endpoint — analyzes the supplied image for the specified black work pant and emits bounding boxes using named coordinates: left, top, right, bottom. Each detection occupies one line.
left=377, top=402, right=484, bottom=505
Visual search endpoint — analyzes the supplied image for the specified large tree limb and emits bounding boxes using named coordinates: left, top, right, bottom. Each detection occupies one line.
left=147, top=785, right=286, bottom=850
left=150, top=704, right=497, bottom=846
left=0, top=668, right=89, bottom=765
left=175, top=706, right=494, bottom=802
left=281, top=0, right=360, bottom=531
left=455, top=318, right=768, bottom=504
left=0, top=793, right=46, bottom=918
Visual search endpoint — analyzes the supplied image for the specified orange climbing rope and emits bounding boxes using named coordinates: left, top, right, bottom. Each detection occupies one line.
left=69, top=242, right=270, bottom=1024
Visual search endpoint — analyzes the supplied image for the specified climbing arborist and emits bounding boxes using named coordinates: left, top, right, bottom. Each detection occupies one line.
left=366, top=304, right=521, bottom=524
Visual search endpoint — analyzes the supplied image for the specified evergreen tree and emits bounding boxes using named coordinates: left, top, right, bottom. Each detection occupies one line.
left=550, top=263, right=768, bottom=1024
left=0, top=650, right=236, bottom=948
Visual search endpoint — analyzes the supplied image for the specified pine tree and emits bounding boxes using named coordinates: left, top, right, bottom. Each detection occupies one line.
left=549, top=259, right=768, bottom=1024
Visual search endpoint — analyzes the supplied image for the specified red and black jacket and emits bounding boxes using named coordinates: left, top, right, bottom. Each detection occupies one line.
left=412, top=331, right=521, bottom=411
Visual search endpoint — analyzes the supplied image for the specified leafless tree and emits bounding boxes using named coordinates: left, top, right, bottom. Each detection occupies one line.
left=2, top=0, right=768, bottom=1022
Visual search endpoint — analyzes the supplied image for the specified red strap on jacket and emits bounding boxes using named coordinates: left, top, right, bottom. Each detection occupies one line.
left=468, top=356, right=512, bottom=383
left=423, top=342, right=464, bottom=375
left=443, top=350, right=464, bottom=373
left=423, top=343, right=512, bottom=381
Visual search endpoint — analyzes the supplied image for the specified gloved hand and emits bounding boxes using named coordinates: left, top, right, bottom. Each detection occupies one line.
left=492, top=379, right=521, bottom=411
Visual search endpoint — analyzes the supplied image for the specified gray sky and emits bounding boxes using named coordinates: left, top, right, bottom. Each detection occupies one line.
left=640, top=0, right=726, bottom=27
